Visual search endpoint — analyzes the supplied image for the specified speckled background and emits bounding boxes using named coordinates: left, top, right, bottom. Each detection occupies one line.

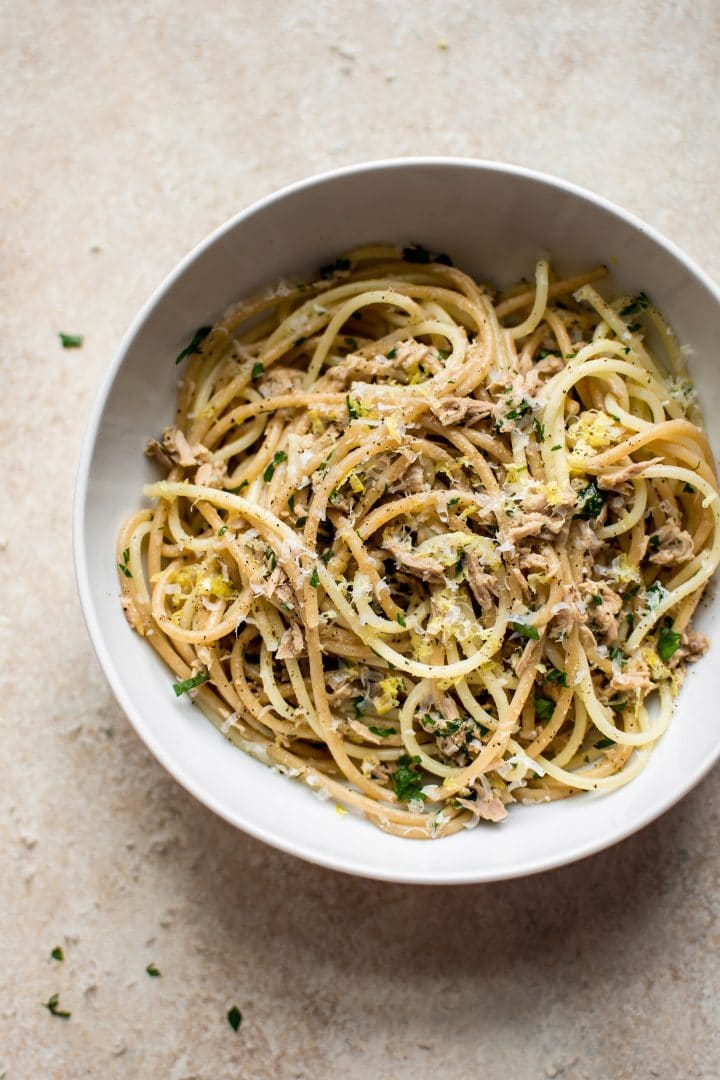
left=2, top=2, right=720, bottom=1077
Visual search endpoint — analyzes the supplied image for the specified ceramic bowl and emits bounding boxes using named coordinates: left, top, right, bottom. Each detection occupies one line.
left=74, top=158, right=720, bottom=883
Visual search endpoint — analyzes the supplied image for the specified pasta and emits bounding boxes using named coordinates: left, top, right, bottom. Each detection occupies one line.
left=117, top=245, right=719, bottom=838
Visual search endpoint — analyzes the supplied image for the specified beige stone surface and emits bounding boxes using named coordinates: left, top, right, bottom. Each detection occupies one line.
left=2, top=1, right=720, bottom=1077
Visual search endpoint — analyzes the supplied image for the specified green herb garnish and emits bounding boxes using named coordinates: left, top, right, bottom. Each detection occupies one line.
left=392, top=755, right=426, bottom=803
left=595, top=737, right=616, bottom=749
left=551, top=444, right=562, bottom=451
left=319, top=257, right=351, bottom=277
left=352, top=697, right=367, bottom=719
left=228, top=479, right=249, bottom=494
left=309, top=568, right=320, bottom=588
left=510, top=621, right=540, bottom=640
left=42, top=993, right=71, bottom=1019
left=619, top=292, right=649, bottom=317
left=575, top=478, right=606, bottom=520
left=658, top=625, right=681, bottom=663
left=546, top=668, right=568, bottom=687
left=437, top=348, right=451, bottom=360
left=608, top=696, right=628, bottom=713
left=227, top=1005, right=243, bottom=1031
left=58, top=332, right=83, bottom=348
left=146, top=963, right=161, bottom=977
left=395, top=612, right=407, bottom=628
left=386, top=346, right=398, bottom=360
left=218, top=526, right=228, bottom=536
left=251, top=361, right=265, bottom=380
left=683, top=483, right=695, bottom=494
left=533, top=418, right=545, bottom=441
left=172, top=672, right=209, bottom=697
left=118, top=548, right=132, bottom=578
left=175, top=325, right=211, bottom=364
left=535, top=697, right=554, bottom=720
left=402, top=244, right=431, bottom=264
left=51, top=946, right=64, bottom=962
left=447, top=497, right=460, bottom=509
left=590, top=594, right=603, bottom=606
left=347, top=394, right=361, bottom=420
left=369, top=725, right=395, bottom=737
left=263, top=450, right=287, bottom=483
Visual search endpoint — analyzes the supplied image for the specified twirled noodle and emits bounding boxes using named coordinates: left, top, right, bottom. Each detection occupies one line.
left=117, top=246, right=719, bottom=838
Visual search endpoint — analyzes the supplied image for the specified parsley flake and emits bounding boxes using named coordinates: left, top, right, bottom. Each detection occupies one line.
left=575, top=478, right=606, bottom=520
left=396, top=612, right=407, bottom=627
left=535, top=697, right=554, bottom=720
left=392, top=755, right=426, bottom=803
left=263, top=450, right=287, bottom=483
left=309, top=568, right=320, bottom=588
left=172, top=672, right=209, bottom=697
left=369, top=725, right=395, bottom=737
left=594, top=737, right=616, bottom=749
left=227, top=1005, right=243, bottom=1031
left=58, top=332, right=83, bottom=348
left=510, top=621, right=540, bottom=640
left=51, top=946, right=64, bottom=962
left=42, top=993, right=71, bottom=1019
left=546, top=668, right=568, bottom=687
left=251, top=362, right=265, bottom=380
left=658, top=625, right=681, bottom=663
left=146, top=963, right=161, bottom=977
left=619, top=292, right=650, bottom=317
left=175, top=325, right=211, bottom=364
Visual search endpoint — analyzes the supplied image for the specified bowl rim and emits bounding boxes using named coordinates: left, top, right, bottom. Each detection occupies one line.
left=73, top=155, right=720, bottom=884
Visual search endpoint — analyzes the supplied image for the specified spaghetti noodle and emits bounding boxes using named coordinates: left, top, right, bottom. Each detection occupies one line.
left=117, top=246, right=719, bottom=838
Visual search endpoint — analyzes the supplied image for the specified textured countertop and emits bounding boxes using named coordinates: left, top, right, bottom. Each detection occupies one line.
left=3, top=2, right=720, bottom=1077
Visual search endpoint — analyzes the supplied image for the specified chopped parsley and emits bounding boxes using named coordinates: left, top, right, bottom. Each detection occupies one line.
left=683, top=483, right=695, bottom=494
left=392, top=755, right=426, bottom=803
left=175, top=325, right=211, bottom=364
left=658, top=625, right=681, bottom=663
left=447, top=497, right=460, bottom=509
left=386, top=346, right=398, bottom=360
left=146, top=963, right=161, bottom=977
left=608, top=696, right=628, bottom=713
left=309, top=568, right=320, bottom=588
left=58, top=332, right=83, bottom=348
left=619, top=292, right=650, bottom=317
left=546, top=668, right=568, bottom=687
left=536, top=349, right=559, bottom=360
left=627, top=321, right=641, bottom=333
left=227, top=1005, right=243, bottom=1032
left=352, top=697, right=367, bottom=719
left=535, top=697, right=554, bottom=720
left=319, top=257, right=351, bottom=277
left=649, top=534, right=661, bottom=551
left=287, top=493, right=295, bottom=513
left=595, top=737, right=616, bottom=749
left=396, top=612, right=407, bottom=627
left=402, top=244, right=431, bottom=264
left=228, top=479, right=249, bottom=494
left=218, top=526, right=228, bottom=536
left=264, top=547, right=277, bottom=571
left=172, top=672, right=209, bottom=697
left=533, top=418, right=545, bottom=441
left=347, top=394, right=362, bottom=420
left=251, top=361, right=265, bottom=380
left=505, top=399, right=531, bottom=421
left=590, top=594, right=603, bottom=606
left=42, top=993, right=71, bottom=1019
left=118, top=548, right=132, bottom=578
left=575, top=478, right=606, bottom=520
left=510, top=621, right=540, bottom=640
left=51, top=946, right=64, bottom=962
left=551, top=444, right=562, bottom=451
left=609, top=645, right=624, bottom=661
left=369, top=725, right=395, bottom=737
left=437, top=348, right=451, bottom=360
left=263, top=450, right=287, bottom=483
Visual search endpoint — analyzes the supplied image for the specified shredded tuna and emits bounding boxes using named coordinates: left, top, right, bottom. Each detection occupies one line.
left=457, top=790, right=508, bottom=822
left=648, top=521, right=694, bottom=565
left=381, top=536, right=444, bottom=581
left=608, top=655, right=653, bottom=696
left=598, top=457, right=663, bottom=488
left=276, top=622, right=304, bottom=660
left=428, top=396, right=494, bottom=426
left=580, top=581, right=623, bottom=641
left=159, top=426, right=197, bottom=467
left=465, top=550, right=497, bottom=609
left=507, top=511, right=566, bottom=542
left=669, top=629, right=710, bottom=668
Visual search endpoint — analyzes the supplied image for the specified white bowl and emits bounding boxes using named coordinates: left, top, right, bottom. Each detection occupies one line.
left=74, top=158, right=720, bottom=883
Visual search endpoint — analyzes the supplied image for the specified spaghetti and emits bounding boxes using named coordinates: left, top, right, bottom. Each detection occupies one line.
left=117, top=246, right=719, bottom=838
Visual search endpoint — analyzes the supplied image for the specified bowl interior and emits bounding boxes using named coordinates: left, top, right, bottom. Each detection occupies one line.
left=76, top=160, right=720, bottom=882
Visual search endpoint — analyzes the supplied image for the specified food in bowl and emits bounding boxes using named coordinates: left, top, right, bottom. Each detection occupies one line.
left=116, top=245, right=719, bottom=838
